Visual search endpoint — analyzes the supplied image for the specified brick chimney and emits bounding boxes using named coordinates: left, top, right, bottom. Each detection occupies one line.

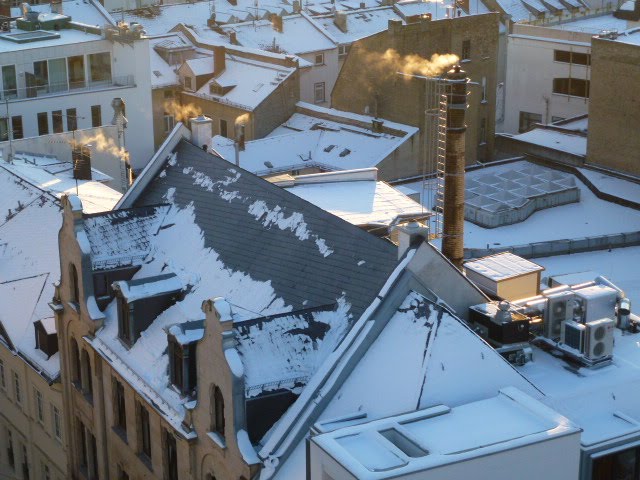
left=213, top=45, right=225, bottom=76
left=441, top=65, right=467, bottom=270
left=72, top=145, right=92, bottom=181
left=0, top=0, right=10, bottom=17
left=334, top=11, right=348, bottom=32
left=271, top=13, right=283, bottom=32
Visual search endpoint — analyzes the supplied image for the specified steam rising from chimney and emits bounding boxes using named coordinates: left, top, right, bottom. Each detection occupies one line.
left=376, top=48, right=459, bottom=77
left=74, top=132, right=129, bottom=162
left=163, top=100, right=203, bottom=123
left=366, top=49, right=460, bottom=79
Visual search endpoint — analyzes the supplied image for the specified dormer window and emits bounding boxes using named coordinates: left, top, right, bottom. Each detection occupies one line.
left=167, top=321, right=203, bottom=396
left=112, top=274, right=183, bottom=348
left=34, top=318, right=58, bottom=358
left=184, top=76, right=193, bottom=91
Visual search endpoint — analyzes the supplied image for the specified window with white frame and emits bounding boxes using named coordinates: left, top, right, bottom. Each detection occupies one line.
left=183, top=76, right=193, bottom=90
left=163, top=113, right=175, bottom=133
left=314, top=53, right=324, bottom=65
left=34, top=388, right=44, bottom=424
left=314, top=82, right=325, bottom=104
left=52, top=406, right=62, bottom=441
left=338, top=45, right=349, bottom=57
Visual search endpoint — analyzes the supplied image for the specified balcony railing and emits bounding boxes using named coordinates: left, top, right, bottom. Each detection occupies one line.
left=1, top=75, right=135, bottom=101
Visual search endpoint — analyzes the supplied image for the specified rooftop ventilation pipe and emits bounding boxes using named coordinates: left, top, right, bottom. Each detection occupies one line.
left=234, top=122, right=245, bottom=166
left=441, top=65, right=467, bottom=270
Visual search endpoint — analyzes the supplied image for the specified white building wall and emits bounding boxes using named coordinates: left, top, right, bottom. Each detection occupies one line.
left=504, top=28, right=592, bottom=133
left=310, top=431, right=581, bottom=480
left=299, top=48, right=340, bottom=107
left=1, top=35, right=154, bottom=170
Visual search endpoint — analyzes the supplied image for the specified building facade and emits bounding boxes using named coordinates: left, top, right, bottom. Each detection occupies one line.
left=0, top=8, right=154, bottom=170
left=332, top=13, right=500, bottom=169
left=587, top=30, right=640, bottom=176
left=504, top=24, right=593, bottom=133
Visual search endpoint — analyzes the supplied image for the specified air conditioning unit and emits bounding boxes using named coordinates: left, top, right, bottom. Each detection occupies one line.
left=574, top=285, right=617, bottom=323
left=561, top=320, right=585, bottom=352
left=584, top=318, right=614, bottom=360
left=544, top=291, right=575, bottom=340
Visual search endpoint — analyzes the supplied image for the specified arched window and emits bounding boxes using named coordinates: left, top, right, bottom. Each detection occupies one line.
left=211, top=386, right=225, bottom=436
left=70, top=338, right=81, bottom=385
left=69, top=264, right=80, bottom=303
left=80, top=349, right=93, bottom=397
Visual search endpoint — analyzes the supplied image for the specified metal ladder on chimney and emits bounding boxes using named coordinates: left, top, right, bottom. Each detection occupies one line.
left=433, top=86, right=448, bottom=240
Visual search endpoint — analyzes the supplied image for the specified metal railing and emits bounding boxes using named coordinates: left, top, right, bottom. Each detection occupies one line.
left=1, top=75, right=135, bottom=101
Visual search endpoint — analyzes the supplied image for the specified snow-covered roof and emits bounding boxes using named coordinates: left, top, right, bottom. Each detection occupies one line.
left=312, top=387, right=578, bottom=477
left=394, top=0, right=491, bottom=20
left=83, top=205, right=169, bottom=270
left=11, top=0, right=115, bottom=27
left=212, top=105, right=418, bottom=175
left=464, top=252, right=544, bottom=281
left=518, top=326, right=640, bottom=448
left=402, top=160, right=640, bottom=250
left=4, top=152, right=120, bottom=214
left=222, top=14, right=337, bottom=55
left=549, top=13, right=631, bottom=34
left=119, top=0, right=296, bottom=35
left=114, top=273, right=184, bottom=302
left=509, top=127, right=587, bottom=157
left=313, top=7, right=403, bottom=45
left=0, top=159, right=120, bottom=381
left=236, top=302, right=352, bottom=398
left=84, top=139, right=398, bottom=435
left=496, top=0, right=586, bottom=22
left=149, top=33, right=204, bottom=88
left=281, top=169, right=429, bottom=227
left=611, top=26, right=640, bottom=45
left=185, top=54, right=296, bottom=111
left=0, top=23, right=104, bottom=54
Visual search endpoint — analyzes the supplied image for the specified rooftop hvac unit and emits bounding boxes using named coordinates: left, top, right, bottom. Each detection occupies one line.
left=584, top=318, right=614, bottom=360
left=561, top=318, right=614, bottom=362
left=544, top=291, right=575, bottom=340
left=561, top=320, right=585, bottom=352
left=574, top=285, right=617, bottom=323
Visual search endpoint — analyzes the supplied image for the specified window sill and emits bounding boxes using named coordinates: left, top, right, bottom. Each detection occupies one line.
left=480, top=100, right=488, bottom=105
left=138, top=453, right=153, bottom=472
left=67, top=301, right=79, bottom=313
left=207, top=431, right=227, bottom=449
left=112, top=425, right=128, bottom=445
left=460, top=58, right=471, bottom=63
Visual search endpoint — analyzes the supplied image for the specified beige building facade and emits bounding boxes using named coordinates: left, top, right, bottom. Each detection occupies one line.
left=587, top=33, right=640, bottom=176
left=332, top=13, right=500, bottom=171
left=0, top=350, right=66, bottom=480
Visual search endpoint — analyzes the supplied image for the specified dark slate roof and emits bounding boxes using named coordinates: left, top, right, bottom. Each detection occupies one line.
left=134, top=140, right=398, bottom=317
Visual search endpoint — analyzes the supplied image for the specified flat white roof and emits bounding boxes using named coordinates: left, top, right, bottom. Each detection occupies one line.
left=313, top=387, right=579, bottom=477
left=465, top=252, right=544, bottom=281
left=511, top=128, right=587, bottom=157
left=282, top=170, right=429, bottom=226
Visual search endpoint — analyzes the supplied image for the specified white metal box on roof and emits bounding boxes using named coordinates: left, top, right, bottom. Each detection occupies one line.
left=464, top=252, right=545, bottom=301
left=309, top=387, right=581, bottom=480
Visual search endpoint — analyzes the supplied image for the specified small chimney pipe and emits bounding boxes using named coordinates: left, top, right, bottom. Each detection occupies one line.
left=441, top=65, right=467, bottom=270
left=235, top=123, right=245, bottom=166
left=213, top=45, right=226, bottom=76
